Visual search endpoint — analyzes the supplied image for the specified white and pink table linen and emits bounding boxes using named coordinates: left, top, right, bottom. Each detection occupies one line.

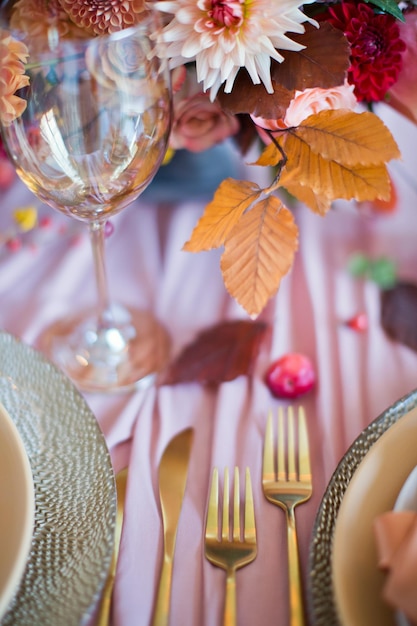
left=1, top=104, right=417, bottom=625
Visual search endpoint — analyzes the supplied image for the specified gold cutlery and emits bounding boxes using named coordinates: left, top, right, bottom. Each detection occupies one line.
left=204, top=467, right=257, bottom=626
left=97, top=467, right=128, bottom=626
left=152, top=428, right=194, bottom=626
left=262, top=406, right=312, bottom=626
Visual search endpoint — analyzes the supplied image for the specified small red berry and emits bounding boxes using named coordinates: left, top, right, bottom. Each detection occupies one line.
left=69, top=233, right=83, bottom=247
left=6, top=237, right=22, bottom=252
left=265, top=353, right=316, bottom=399
left=345, top=312, right=368, bottom=332
left=39, top=215, right=53, bottom=229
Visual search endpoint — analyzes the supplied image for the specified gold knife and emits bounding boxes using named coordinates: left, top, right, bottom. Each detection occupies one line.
left=97, top=467, right=128, bottom=626
left=152, top=428, right=194, bottom=626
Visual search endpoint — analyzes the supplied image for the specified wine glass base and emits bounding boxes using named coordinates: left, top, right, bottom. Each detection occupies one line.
left=39, top=305, right=171, bottom=393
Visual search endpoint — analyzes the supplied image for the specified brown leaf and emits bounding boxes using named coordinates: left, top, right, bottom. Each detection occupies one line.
left=221, top=195, right=299, bottom=317
left=380, top=282, right=417, bottom=352
left=271, top=23, right=350, bottom=92
left=218, top=75, right=293, bottom=119
left=216, top=23, right=350, bottom=119
left=160, top=319, right=269, bottom=386
left=183, top=178, right=262, bottom=252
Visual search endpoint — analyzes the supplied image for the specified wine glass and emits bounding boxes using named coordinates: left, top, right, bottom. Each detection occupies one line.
left=0, top=6, right=172, bottom=392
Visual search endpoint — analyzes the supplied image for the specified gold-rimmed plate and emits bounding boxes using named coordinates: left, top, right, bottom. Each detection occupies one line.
left=308, top=390, right=417, bottom=626
left=0, top=331, right=116, bottom=625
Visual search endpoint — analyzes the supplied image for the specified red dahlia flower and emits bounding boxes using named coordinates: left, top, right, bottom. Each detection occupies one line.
left=325, top=2, right=406, bottom=102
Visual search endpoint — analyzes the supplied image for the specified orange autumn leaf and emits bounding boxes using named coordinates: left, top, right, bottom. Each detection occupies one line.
left=279, top=138, right=392, bottom=202
left=370, top=174, right=398, bottom=213
left=183, top=178, right=262, bottom=251
left=282, top=182, right=332, bottom=215
left=287, top=110, right=400, bottom=166
left=255, top=142, right=283, bottom=167
left=182, top=108, right=401, bottom=318
left=220, top=195, right=298, bottom=317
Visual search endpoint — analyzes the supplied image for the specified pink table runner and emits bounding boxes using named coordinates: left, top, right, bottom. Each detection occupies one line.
left=1, top=103, right=417, bottom=625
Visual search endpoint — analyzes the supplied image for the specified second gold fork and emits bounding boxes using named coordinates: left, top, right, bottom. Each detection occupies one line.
left=204, top=467, right=257, bottom=626
left=262, top=406, right=313, bottom=626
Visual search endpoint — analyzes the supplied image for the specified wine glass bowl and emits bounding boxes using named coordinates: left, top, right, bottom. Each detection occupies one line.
left=0, top=7, right=172, bottom=391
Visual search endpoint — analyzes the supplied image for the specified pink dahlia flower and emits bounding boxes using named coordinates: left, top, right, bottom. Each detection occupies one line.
left=153, top=0, right=317, bottom=99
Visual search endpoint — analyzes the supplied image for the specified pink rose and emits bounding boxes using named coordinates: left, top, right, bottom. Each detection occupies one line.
left=170, top=67, right=239, bottom=152
left=170, top=92, right=239, bottom=152
left=388, top=9, right=417, bottom=124
left=252, top=81, right=357, bottom=135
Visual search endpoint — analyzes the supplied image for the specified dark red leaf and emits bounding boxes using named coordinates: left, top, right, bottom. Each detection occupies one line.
left=159, top=319, right=269, bottom=386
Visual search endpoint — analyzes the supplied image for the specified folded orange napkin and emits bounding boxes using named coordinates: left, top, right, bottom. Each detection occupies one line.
left=374, top=511, right=417, bottom=625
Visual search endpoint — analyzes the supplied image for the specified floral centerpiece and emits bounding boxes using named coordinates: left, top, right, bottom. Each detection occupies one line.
left=0, top=0, right=414, bottom=317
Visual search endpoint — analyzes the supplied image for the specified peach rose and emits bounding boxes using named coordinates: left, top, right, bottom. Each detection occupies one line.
left=284, top=81, right=357, bottom=126
left=0, top=32, right=29, bottom=126
left=252, top=81, right=357, bottom=134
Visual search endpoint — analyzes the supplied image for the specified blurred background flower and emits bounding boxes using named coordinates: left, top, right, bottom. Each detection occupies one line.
left=388, top=8, right=417, bottom=124
left=0, top=30, right=29, bottom=125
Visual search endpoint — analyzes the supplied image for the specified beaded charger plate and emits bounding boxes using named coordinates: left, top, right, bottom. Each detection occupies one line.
left=0, top=332, right=116, bottom=626
left=308, top=389, right=417, bottom=626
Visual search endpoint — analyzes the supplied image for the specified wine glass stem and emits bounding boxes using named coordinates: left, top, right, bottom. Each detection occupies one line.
left=89, top=220, right=113, bottom=331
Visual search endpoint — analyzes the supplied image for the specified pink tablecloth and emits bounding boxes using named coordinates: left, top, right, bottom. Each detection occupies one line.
left=1, top=103, right=417, bottom=626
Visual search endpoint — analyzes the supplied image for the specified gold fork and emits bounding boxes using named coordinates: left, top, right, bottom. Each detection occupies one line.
left=204, top=467, right=257, bottom=626
left=262, top=406, right=312, bottom=626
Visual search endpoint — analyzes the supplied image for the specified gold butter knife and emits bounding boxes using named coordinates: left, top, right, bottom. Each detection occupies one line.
left=97, top=467, right=128, bottom=626
left=152, top=428, right=194, bottom=626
